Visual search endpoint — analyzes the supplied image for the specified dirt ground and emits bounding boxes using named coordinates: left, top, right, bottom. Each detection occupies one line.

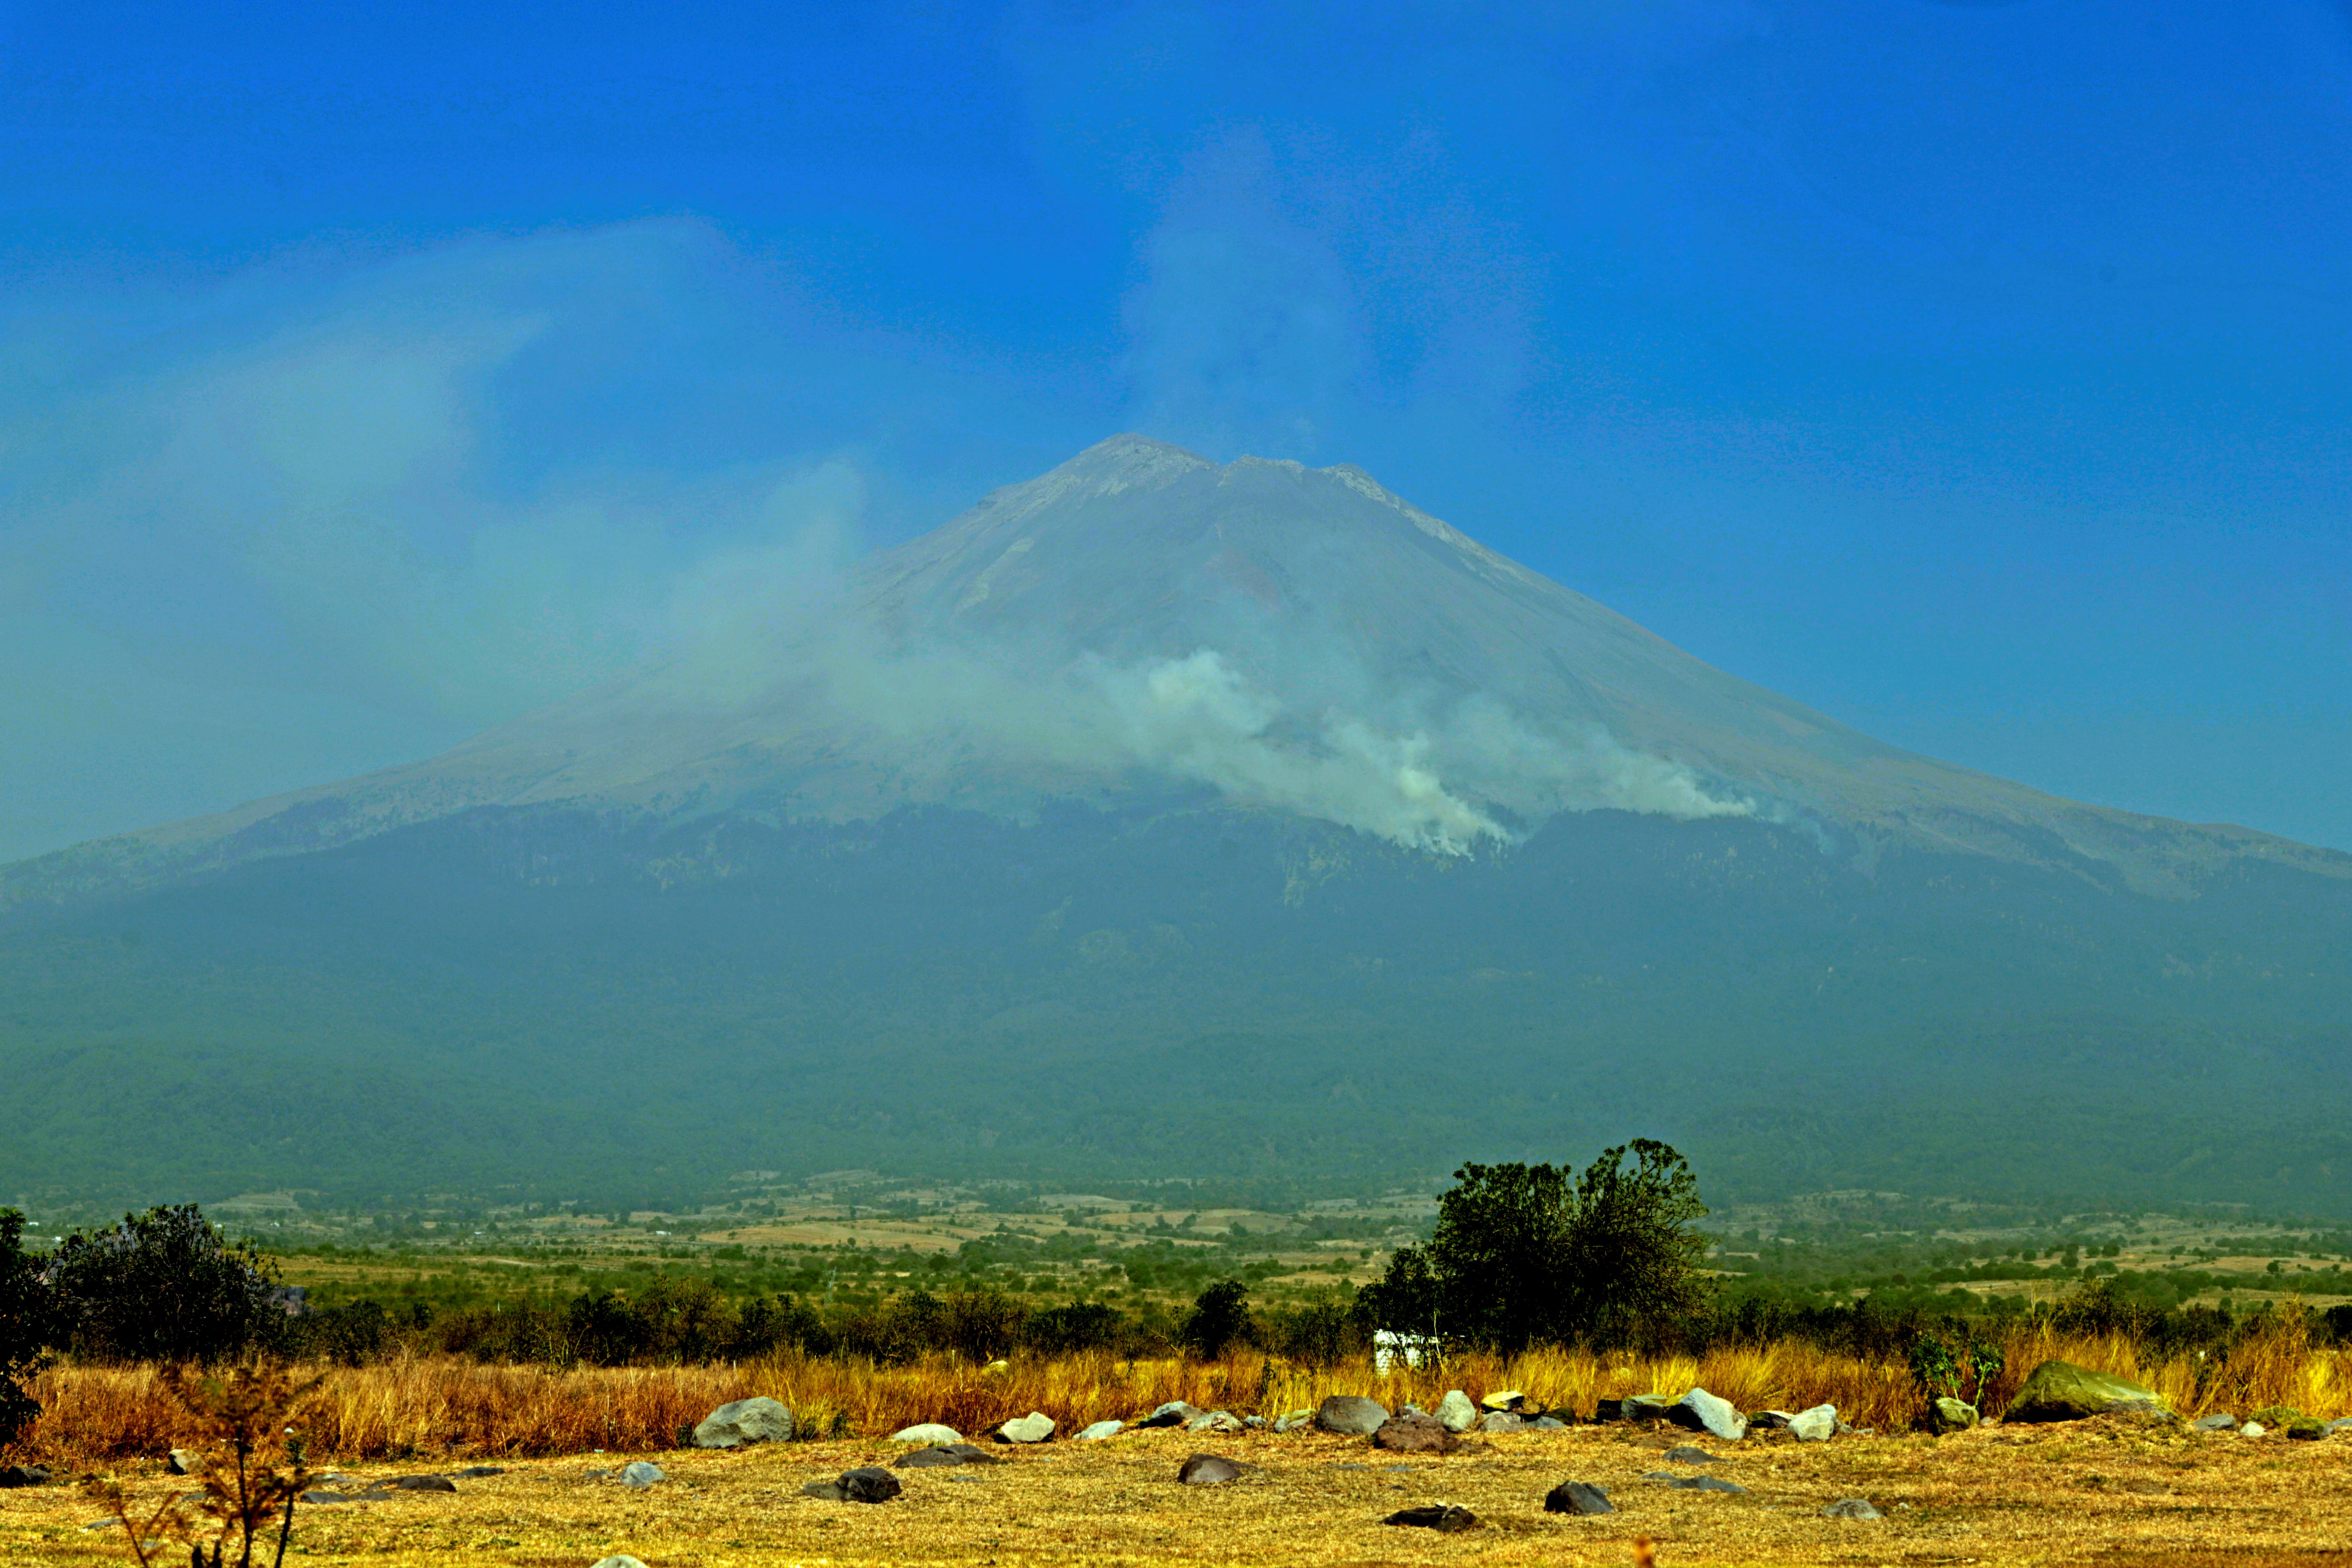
left=7, top=1417, right=2350, bottom=1568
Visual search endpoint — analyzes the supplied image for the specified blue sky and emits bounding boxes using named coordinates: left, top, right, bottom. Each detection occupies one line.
left=3, top=0, right=2346, bottom=858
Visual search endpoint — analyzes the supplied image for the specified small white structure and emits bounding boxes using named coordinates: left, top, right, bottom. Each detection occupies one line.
left=1372, top=1329, right=1435, bottom=1372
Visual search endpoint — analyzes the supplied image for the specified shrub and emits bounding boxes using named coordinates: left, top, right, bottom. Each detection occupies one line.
left=48, top=1205, right=285, bottom=1364
left=0, top=1209, right=50, bottom=1449
left=1023, top=1302, right=1122, bottom=1356
left=1178, top=1280, right=1253, bottom=1360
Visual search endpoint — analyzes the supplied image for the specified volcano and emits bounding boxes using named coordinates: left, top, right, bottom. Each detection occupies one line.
left=4, top=437, right=2347, bottom=1212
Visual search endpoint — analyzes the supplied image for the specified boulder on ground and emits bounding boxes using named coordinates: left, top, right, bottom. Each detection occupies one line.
left=889, top=1422, right=964, bottom=1444
left=1372, top=1412, right=1460, bottom=1454
left=694, top=1396, right=795, bottom=1449
left=297, top=1491, right=354, bottom=1505
left=1074, top=1420, right=1125, bottom=1441
left=1176, top=1453, right=1245, bottom=1485
left=1186, top=1409, right=1244, bottom=1434
left=387, top=1475, right=457, bottom=1492
left=1315, top=1395, right=1389, bottom=1436
left=1476, top=1412, right=1527, bottom=1434
left=1481, top=1390, right=1526, bottom=1412
left=1433, top=1391, right=1477, bottom=1432
left=0, top=1465, right=51, bottom=1488
left=166, top=1450, right=203, bottom=1477
left=1531, top=1415, right=1567, bottom=1430
left=1927, top=1399, right=1975, bottom=1434
left=892, top=1443, right=1000, bottom=1469
left=2326, top=1417, right=2352, bottom=1436
left=591, top=1557, right=650, bottom=1568
left=2241, top=1421, right=2269, bottom=1438
left=1382, top=1504, right=1479, bottom=1531
left=1598, top=1394, right=1671, bottom=1423
left=450, top=1466, right=505, bottom=1479
left=1669, top=1475, right=1748, bottom=1493
left=2004, top=1361, right=2171, bottom=1424
left=1747, top=1410, right=1793, bottom=1430
left=1662, top=1445, right=1718, bottom=1465
left=1668, top=1387, right=1747, bottom=1442
left=801, top=1467, right=901, bottom=1504
left=996, top=1412, right=1055, bottom=1444
left=1271, top=1409, right=1317, bottom=1433
left=1544, top=1480, right=1613, bottom=1515
left=1138, top=1401, right=1203, bottom=1429
left=2288, top=1419, right=2327, bottom=1440
left=1822, top=1498, right=1882, bottom=1520
left=617, top=1462, right=665, bottom=1488
left=2192, top=1412, right=2238, bottom=1433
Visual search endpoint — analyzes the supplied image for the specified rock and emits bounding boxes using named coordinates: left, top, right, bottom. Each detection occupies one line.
left=1822, top=1498, right=1882, bottom=1520
left=2193, top=1413, right=2239, bottom=1432
left=1927, top=1399, right=1976, bottom=1434
left=1185, top=1409, right=1244, bottom=1434
left=1748, top=1410, right=1794, bottom=1430
left=1544, top=1480, right=1614, bottom=1515
left=0, top=1465, right=52, bottom=1488
left=996, top=1411, right=1056, bottom=1444
left=1177, top=1452, right=1245, bottom=1485
left=2327, top=1417, right=2352, bottom=1436
left=693, top=1395, right=795, bottom=1449
left=1074, top=1420, right=1125, bottom=1441
left=893, top=1443, right=1000, bottom=1469
left=1433, top=1390, right=1478, bottom=1432
left=387, top=1475, right=457, bottom=1492
left=1662, top=1445, right=1719, bottom=1464
left=1532, top=1415, right=1566, bottom=1430
left=1272, top=1409, right=1316, bottom=1433
left=1243, top=1415, right=1267, bottom=1430
left=2250, top=1404, right=2303, bottom=1428
left=617, top=1462, right=665, bottom=1488
left=1668, top=1387, right=1747, bottom=1442
left=1315, top=1395, right=1390, bottom=1435
left=1138, top=1401, right=1203, bottom=1429
left=592, top=1558, right=651, bottom=1568
left=1600, top=1394, right=1671, bottom=1424
left=451, top=1466, right=505, bottom=1479
left=2004, top=1361, right=2171, bottom=1423
left=2288, top=1419, right=2326, bottom=1440
left=1382, top=1504, right=1480, bottom=1531
left=1372, top=1412, right=1460, bottom=1454
left=166, top=1449, right=203, bottom=1477
left=889, top=1423, right=965, bottom=1444
left=1481, top=1389, right=1527, bottom=1411
left=1476, top=1411, right=1527, bottom=1433
left=802, top=1467, right=901, bottom=1503
left=2241, top=1421, right=2268, bottom=1438
left=297, top=1492, right=354, bottom=1505
left=1669, top=1475, right=1748, bottom=1493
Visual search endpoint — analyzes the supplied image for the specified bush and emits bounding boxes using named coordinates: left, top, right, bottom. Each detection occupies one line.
left=1177, top=1280, right=1253, bottom=1360
left=48, top=1205, right=286, bottom=1364
left=1264, top=1288, right=1362, bottom=1368
left=1023, top=1302, right=1122, bottom=1356
left=0, top=1209, right=50, bottom=1449
left=289, top=1299, right=392, bottom=1366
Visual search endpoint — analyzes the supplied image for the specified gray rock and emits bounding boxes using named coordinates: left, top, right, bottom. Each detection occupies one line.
left=1531, top=1415, right=1567, bottom=1430
left=892, top=1443, right=1000, bottom=1469
left=1243, top=1415, right=1267, bottom=1429
left=1669, top=1475, right=1748, bottom=1493
left=166, top=1449, right=202, bottom=1477
left=1316, top=1395, right=1389, bottom=1436
left=1927, top=1398, right=1975, bottom=1434
left=997, top=1411, right=1056, bottom=1444
left=1669, top=1387, right=1746, bottom=1442
left=1382, top=1504, right=1479, bottom=1531
left=450, top=1466, right=505, bottom=1479
left=1476, top=1411, right=1527, bottom=1433
left=0, top=1465, right=51, bottom=1488
left=1747, top=1410, right=1794, bottom=1430
left=1177, top=1452, right=1244, bottom=1485
left=694, top=1395, right=795, bottom=1449
left=2193, top=1412, right=2239, bottom=1432
left=1139, top=1401, right=1203, bottom=1429
left=1433, top=1390, right=1477, bottom=1432
left=617, top=1461, right=665, bottom=1488
left=2005, top=1360, right=2171, bottom=1423
left=592, top=1558, right=651, bottom=1568
left=1074, top=1420, right=1125, bottom=1441
left=888, top=1422, right=964, bottom=1444
left=386, top=1474, right=456, bottom=1492
left=1662, top=1445, right=1719, bottom=1464
left=1272, top=1408, right=1316, bottom=1433
left=1544, top=1480, right=1613, bottom=1515
left=1185, top=1409, right=1244, bottom=1434
left=297, top=1491, right=354, bottom=1505
left=2326, top=1417, right=2352, bottom=1436
left=801, top=1467, right=901, bottom=1504
left=1789, top=1403, right=1838, bottom=1442
left=1822, top=1498, right=1881, bottom=1521
left=1600, top=1394, right=1672, bottom=1423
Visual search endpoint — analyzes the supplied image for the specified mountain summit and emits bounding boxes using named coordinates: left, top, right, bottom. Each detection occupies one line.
left=3, top=438, right=2347, bottom=1214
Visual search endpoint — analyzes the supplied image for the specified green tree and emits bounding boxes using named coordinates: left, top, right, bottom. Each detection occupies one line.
left=48, top=1205, right=285, bottom=1364
left=1178, top=1279, right=1253, bottom=1359
left=0, top=1209, right=51, bottom=1449
left=1361, top=1140, right=1710, bottom=1351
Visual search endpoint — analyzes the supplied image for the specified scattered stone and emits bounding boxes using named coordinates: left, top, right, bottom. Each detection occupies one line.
left=801, top=1467, right=901, bottom=1504
left=996, top=1412, right=1056, bottom=1444
left=1138, top=1402, right=1203, bottom=1429
left=1186, top=1409, right=1244, bottom=1434
left=2005, top=1361, right=2171, bottom=1423
left=694, top=1396, right=795, bottom=1449
left=1748, top=1410, right=1794, bottom=1430
left=1600, top=1394, right=1672, bottom=1424
left=893, top=1444, right=1000, bottom=1470
left=888, top=1423, right=965, bottom=1444
left=2241, top=1422, right=2269, bottom=1439
left=1476, top=1412, right=1527, bottom=1434
left=582, top=1468, right=612, bottom=1480
left=2193, top=1413, right=2239, bottom=1433
left=1372, top=1412, right=1460, bottom=1454
left=1382, top=1504, right=1479, bottom=1531
left=1668, top=1387, right=1747, bottom=1442
left=1434, top=1390, right=1478, bottom=1432
left=2326, top=1417, right=2352, bottom=1436
left=1531, top=1415, right=1567, bottom=1430
left=1482, top=1390, right=1527, bottom=1411
left=591, top=1558, right=650, bottom=1568
left=1074, top=1420, right=1125, bottom=1441
left=1669, top=1475, right=1748, bottom=1494
left=1315, top=1395, right=1390, bottom=1436
left=1243, top=1415, right=1267, bottom=1430
left=1544, top=1480, right=1614, bottom=1515
left=617, top=1462, right=665, bottom=1488
left=2250, top=1405, right=2304, bottom=1429
left=297, top=1492, right=354, bottom=1505
left=166, top=1449, right=203, bottom=1477
left=386, top=1475, right=457, bottom=1492
left=1787, top=1403, right=1838, bottom=1442
left=1176, top=1453, right=1244, bottom=1485
left=0, top=1464, right=52, bottom=1488
left=1662, top=1445, right=1719, bottom=1464
left=1822, top=1498, right=1882, bottom=1521
left=1927, top=1399, right=1976, bottom=1434
left=2288, top=1419, right=2327, bottom=1440
left=450, top=1466, right=505, bottom=1479
left=1641, top=1470, right=1682, bottom=1481
left=1271, top=1409, right=1316, bottom=1434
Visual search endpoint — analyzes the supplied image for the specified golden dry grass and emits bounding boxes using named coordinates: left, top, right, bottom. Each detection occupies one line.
left=14, top=1313, right=2352, bottom=1468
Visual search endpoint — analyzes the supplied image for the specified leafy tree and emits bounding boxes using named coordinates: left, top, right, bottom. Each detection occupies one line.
left=48, top=1205, right=285, bottom=1364
left=0, top=1208, right=51, bottom=1449
left=1264, top=1288, right=1363, bottom=1368
left=1023, top=1301, right=1122, bottom=1355
left=1177, top=1279, right=1253, bottom=1359
left=1361, top=1141, right=1710, bottom=1351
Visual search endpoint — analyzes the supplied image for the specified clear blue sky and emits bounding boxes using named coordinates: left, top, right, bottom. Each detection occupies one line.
left=3, top=0, right=2346, bottom=858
